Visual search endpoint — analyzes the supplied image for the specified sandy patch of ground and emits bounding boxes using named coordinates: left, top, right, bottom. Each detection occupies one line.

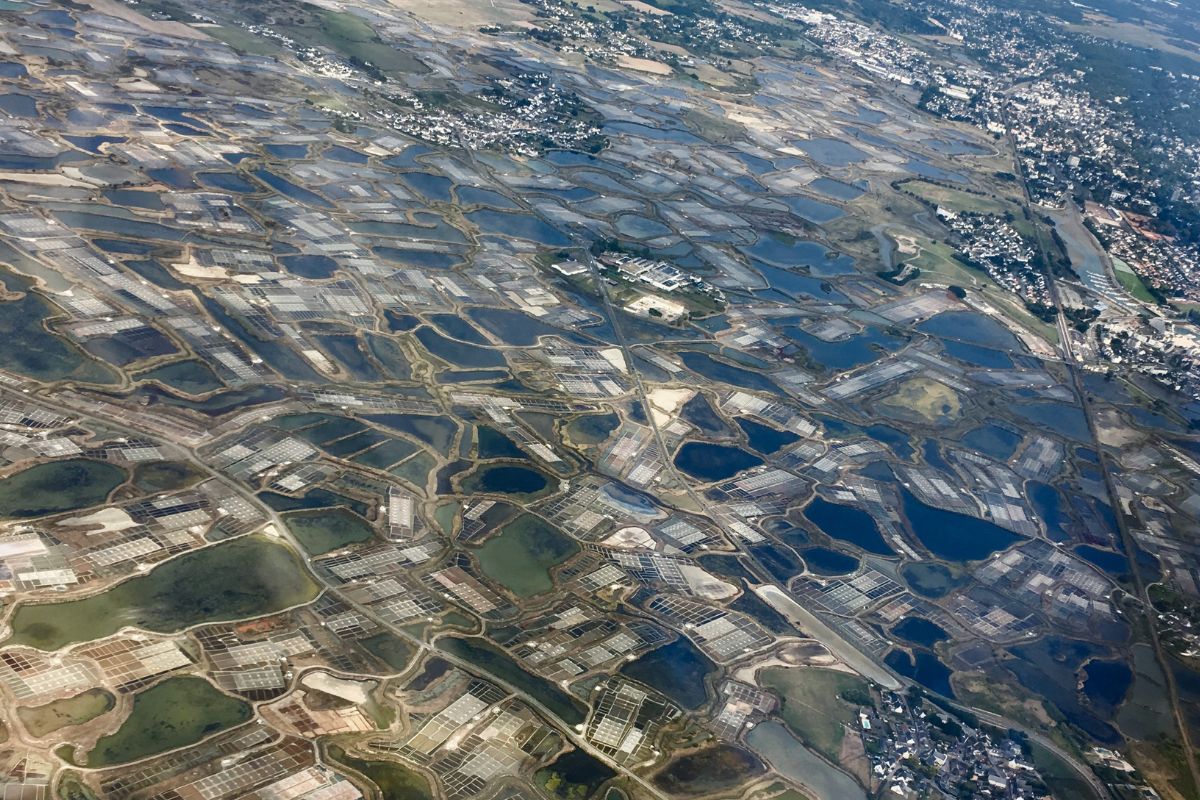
left=646, top=386, right=694, bottom=428
left=84, top=0, right=210, bottom=38
left=56, top=507, right=138, bottom=533
left=600, top=347, right=628, bottom=373
left=172, top=252, right=229, bottom=281
left=385, top=0, right=532, bottom=26
left=0, top=172, right=91, bottom=188
left=302, top=671, right=376, bottom=704
left=732, top=641, right=842, bottom=682
left=880, top=377, right=961, bottom=424
left=625, top=294, right=687, bottom=322
left=302, top=349, right=337, bottom=374
left=1093, top=407, right=1142, bottom=448
left=602, top=526, right=655, bottom=549
left=617, top=55, right=673, bottom=75
left=681, top=564, right=737, bottom=601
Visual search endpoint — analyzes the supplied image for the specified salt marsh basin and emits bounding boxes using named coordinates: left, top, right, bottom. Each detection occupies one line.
left=5, top=535, right=320, bottom=650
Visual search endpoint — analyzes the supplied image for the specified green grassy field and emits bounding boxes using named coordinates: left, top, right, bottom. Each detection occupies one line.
left=759, top=667, right=869, bottom=763
left=1111, top=258, right=1158, bottom=303
left=905, top=238, right=1060, bottom=344
left=204, top=25, right=282, bottom=56
left=1029, top=743, right=1101, bottom=800
left=904, top=180, right=1014, bottom=216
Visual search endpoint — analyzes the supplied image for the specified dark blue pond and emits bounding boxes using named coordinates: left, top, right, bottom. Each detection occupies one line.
left=943, top=340, right=1013, bottom=369
left=477, top=426, right=527, bottom=460
left=962, top=424, right=1022, bottom=460
left=678, top=351, right=782, bottom=395
left=384, top=311, right=420, bottom=332
left=1082, top=659, right=1132, bottom=715
left=1075, top=545, right=1129, bottom=578
left=892, top=617, right=950, bottom=648
left=922, top=440, right=952, bottom=472
left=917, top=311, right=1019, bottom=350
left=265, top=143, right=309, bottom=159
left=0, top=93, right=37, bottom=118
left=796, top=138, right=867, bottom=166
left=144, top=106, right=209, bottom=128
left=403, top=171, right=454, bottom=203
left=32, top=8, right=74, bottom=24
left=905, top=159, right=967, bottom=183
left=621, top=638, right=714, bottom=710
left=1028, top=481, right=1070, bottom=541
left=384, top=145, right=433, bottom=169
left=281, top=254, right=338, bottom=279
left=752, top=261, right=848, bottom=303
left=93, top=239, right=157, bottom=256
left=373, top=246, right=462, bottom=269
left=684, top=395, right=732, bottom=438
left=253, top=169, right=333, bottom=208
left=466, top=307, right=567, bottom=346
left=326, top=145, right=369, bottom=163
left=53, top=209, right=185, bottom=241
left=64, top=134, right=124, bottom=154
left=457, top=186, right=518, bottom=208
left=804, top=497, right=893, bottom=556
left=103, top=189, right=164, bottom=211
left=780, top=195, right=844, bottom=224
left=472, top=464, right=547, bottom=494
left=674, top=442, right=764, bottom=481
left=861, top=460, right=894, bottom=481
left=147, top=167, right=196, bottom=189
left=809, top=177, right=864, bottom=200
left=737, top=418, right=799, bottom=454
left=902, top=487, right=1020, bottom=561
left=197, top=171, right=258, bottom=194
left=801, top=547, right=858, bottom=575
left=415, top=327, right=506, bottom=368
left=734, top=175, right=765, bottom=194
left=544, top=149, right=603, bottom=167
left=886, top=649, right=955, bottom=698
left=466, top=209, right=569, bottom=246
left=733, top=150, right=775, bottom=175
left=430, top=313, right=490, bottom=345
left=1008, top=637, right=1120, bottom=743
left=315, top=334, right=381, bottom=381
left=439, top=369, right=509, bottom=384
left=1012, top=402, right=1091, bottom=443
left=866, top=424, right=914, bottom=460
left=786, top=326, right=903, bottom=370
left=166, top=123, right=209, bottom=137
